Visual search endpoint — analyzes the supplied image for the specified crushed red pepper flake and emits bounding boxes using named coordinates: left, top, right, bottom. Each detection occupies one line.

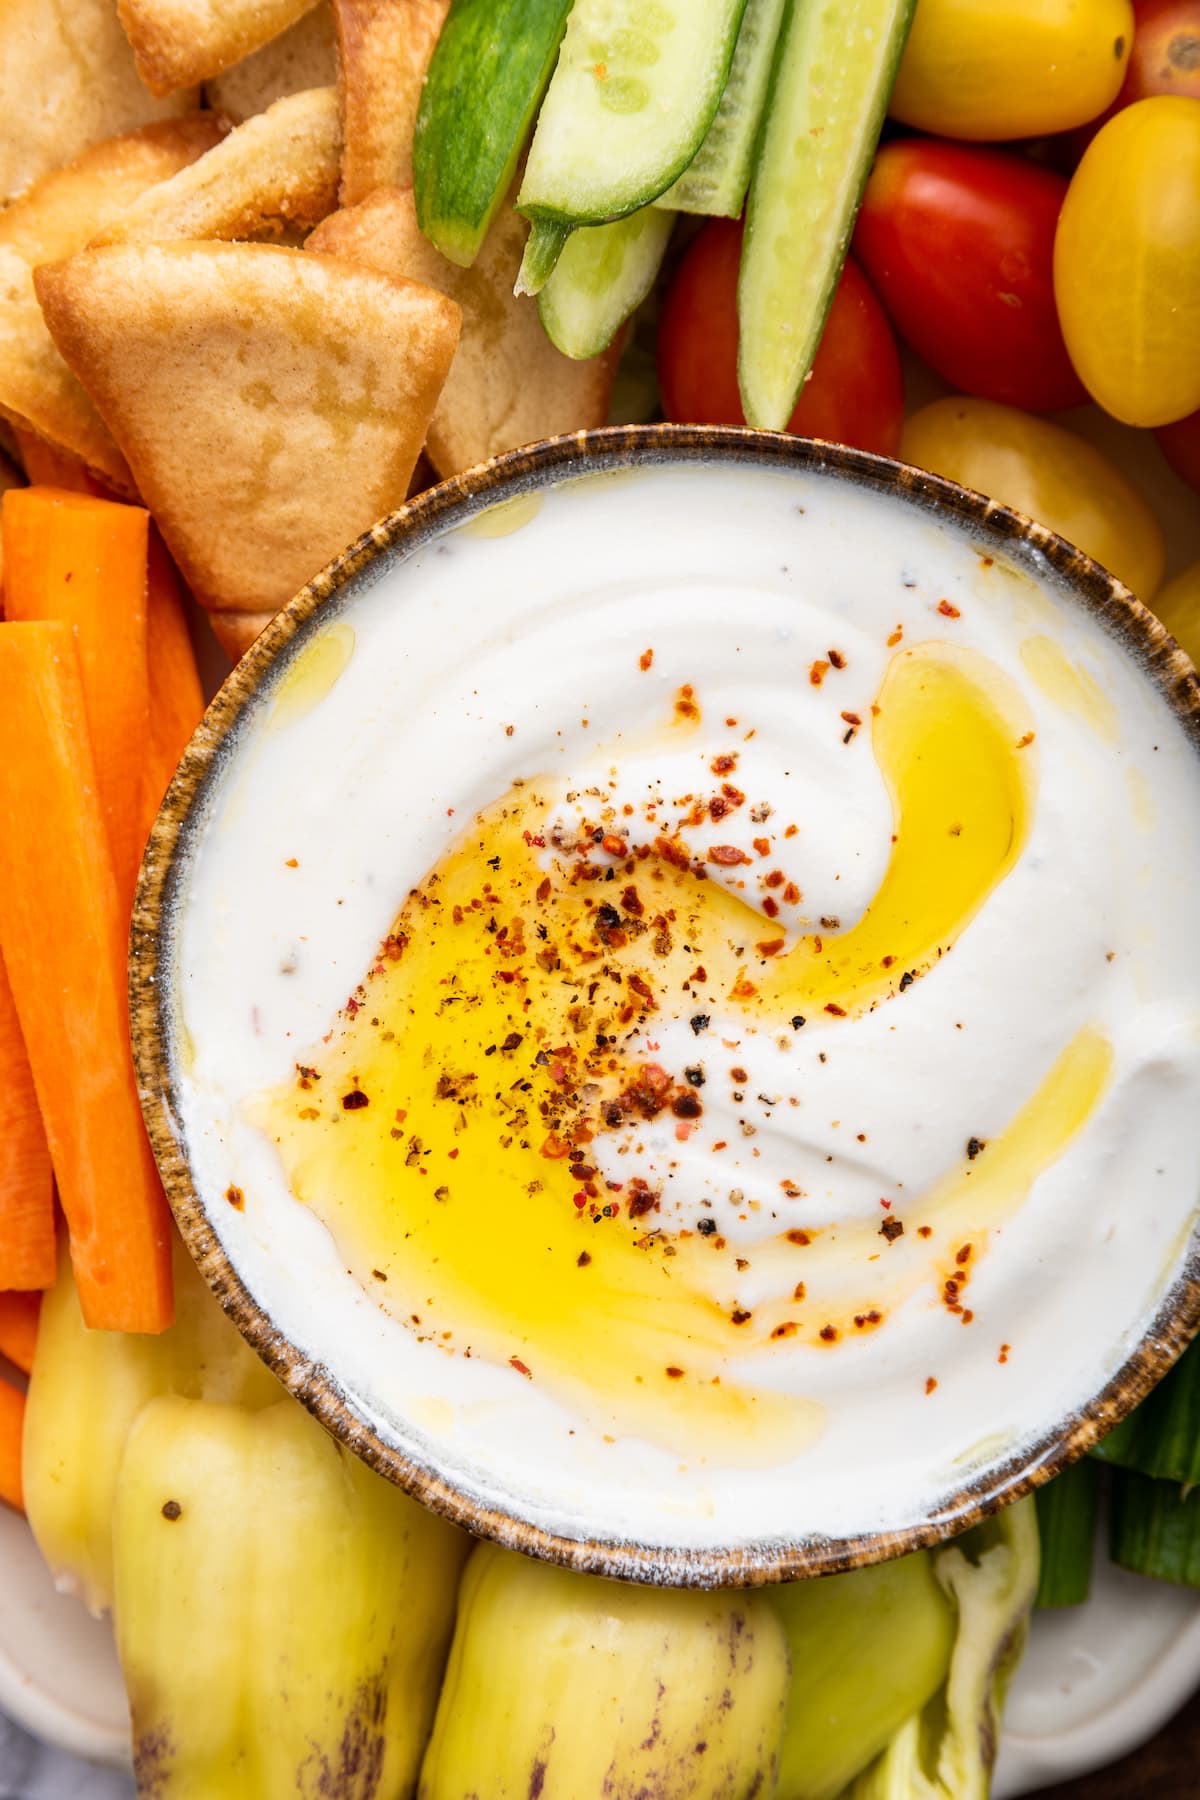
left=225, top=1184, right=245, bottom=1211
left=925, top=1376, right=938, bottom=1395
left=809, top=659, right=830, bottom=687
left=708, top=843, right=751, bottom=867
left=639, top=648, right=654, bottom=671
left=937, top=599, right=961, bottom=619
left=509, top=1357, right=532, bottom=1378
left=665, top=1365, right=685, bottom=1379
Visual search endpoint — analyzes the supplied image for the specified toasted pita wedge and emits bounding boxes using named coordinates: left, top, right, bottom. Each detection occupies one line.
left=92, top=89, right=341, bottom=248
left=117, top=0, right=323, bottom=95
left=0, top=117, right=229, bottom=492
left=309, top=187, right=618, bottom=477
left=205, top=2, right=337, bottom=121
left=37, top=242, right=460, bottom=634
left=0, top=0, right=199, bottom=205
left=334, top=0, right=449, bottom=203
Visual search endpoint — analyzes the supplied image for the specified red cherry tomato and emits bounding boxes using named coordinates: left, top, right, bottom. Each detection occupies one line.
left=853, top=140, right=1087, bottom=413
left=657, top=218, right=904, bottom=457
left=1157, top=408, right=1200, bottom=493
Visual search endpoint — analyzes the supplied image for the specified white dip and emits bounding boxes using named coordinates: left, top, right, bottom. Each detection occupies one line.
left=170, top=459, right=1200, bottom=1560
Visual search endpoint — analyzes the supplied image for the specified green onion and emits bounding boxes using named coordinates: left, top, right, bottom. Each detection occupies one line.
left=1034, top=1458, right=1099, bottom=1608
left=1110, top=1469, right=1200, bottom=1588
left=1091, top=1339, right=1200, bottom=1485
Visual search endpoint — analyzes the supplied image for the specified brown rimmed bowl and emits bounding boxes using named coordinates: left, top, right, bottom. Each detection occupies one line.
left=131, top=425, right=1200, bottom=1587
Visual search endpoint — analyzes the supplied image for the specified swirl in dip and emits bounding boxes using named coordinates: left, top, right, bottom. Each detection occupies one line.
left=172, top=458, right=1200, bottom=1556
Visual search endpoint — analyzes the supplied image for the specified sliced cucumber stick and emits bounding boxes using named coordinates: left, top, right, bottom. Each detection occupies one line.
left=538, top=208, right=675, bottom=360
left=414, top=0, right=573, bottom=268
left=738, top=0, right=916, bottom=429
left=657, top=0, right=788, bottom=218
left=516, top=0, right=748, bottom=291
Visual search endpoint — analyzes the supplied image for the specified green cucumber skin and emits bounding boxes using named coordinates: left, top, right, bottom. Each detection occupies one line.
left=518, top=0, right=750, bottom=230
left=538, top=208, right=675, bottom=360
left=1110, top=1469, right=1200, bottom=1588
left=657, top=0, right=788, bottom=218
left=414, top=0, right=573, bottom=268
left=1033, top=1460, right=1098, bottom=1610
left=737, top=0, right=916, bottom=430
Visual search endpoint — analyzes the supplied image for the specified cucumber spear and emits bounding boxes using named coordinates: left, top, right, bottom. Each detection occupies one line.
left=738, top=0, right=916, bottom=429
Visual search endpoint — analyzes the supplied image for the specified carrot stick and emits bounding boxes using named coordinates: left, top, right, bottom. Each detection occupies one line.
left=2, top=487, right=152, bottom=909
left=0, top=1376, right=24, bottom=1511
left=0, top=1291, right=39, bottom=1374
left=12, top=427, right=112, bottom=498
left=146, top=528, right=203, bottom=809
left=0, top=951, right=54, bottom=1291
left=0, top=622, right=173, bottom=1332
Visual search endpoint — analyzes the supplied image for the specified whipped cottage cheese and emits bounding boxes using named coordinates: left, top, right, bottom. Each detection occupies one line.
left=168, top=458, right=1200, bottom=1558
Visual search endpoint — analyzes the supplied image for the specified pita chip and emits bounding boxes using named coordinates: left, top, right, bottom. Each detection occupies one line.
left=0, top=117, right=229, bottom=492
left=333, top=0, right=449, bottom=203
left=92, top=88, right=342, bottom=248
left=118, top=0, right=323, bottom=96
left=37, top=241, right=460, bottom=655
left=309, top=187, right=618, bottom=477
left=205, top=2, right=337, bottom=121
left=0, top=0, right=199, bottom=205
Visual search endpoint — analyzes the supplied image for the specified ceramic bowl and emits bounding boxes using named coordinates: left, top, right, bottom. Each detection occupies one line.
left=129, top=425, right=1200, bottom=1586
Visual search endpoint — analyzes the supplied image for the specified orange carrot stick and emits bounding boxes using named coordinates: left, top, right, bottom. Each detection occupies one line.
left=2, top=487, right=152, bottom=909
left=0, top=1376, right=24, bottom=1511
left=146, top=528, right=204, bottom=810
left=13, top=427, right=112, bottom=497
left=0, top=1291, right=39, bottom=1374
left=0, top=951, right=54, bottom=1291
left=0, top=622, right=173, bottom=1332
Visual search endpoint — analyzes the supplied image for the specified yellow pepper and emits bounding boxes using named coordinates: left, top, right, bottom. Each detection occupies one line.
left=23, top=1240, right=468, bottom=1796
left=115, top=1394, right=468, bottom=1798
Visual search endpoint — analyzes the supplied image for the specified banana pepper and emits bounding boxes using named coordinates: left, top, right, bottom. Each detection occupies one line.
left=23, top=1242, right=469, bottom=1797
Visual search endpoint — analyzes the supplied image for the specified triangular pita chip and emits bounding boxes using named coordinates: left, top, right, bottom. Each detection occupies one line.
left=37, top=242, right=460, bottom=644
left=118, top=0, right=323, bottom=95
left=333, top=0, right=448, bottom=204
left=91, top=88, right=342, bottom=248
left=205, top=2, right=337, bottom=121
left=0, top=0, right=199, bottom=205
left=0, top=117, right=229, bottom=492
left=309, top=186, right=618, bottom=477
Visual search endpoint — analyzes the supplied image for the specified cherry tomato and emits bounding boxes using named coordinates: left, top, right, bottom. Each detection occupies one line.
left=855, top=142, right=1086, bottom=413
left=1054, top=97, right=1200, bottom=427
left=1157, top=409, right=1200, bottom=493
left=1154, top=559, right=1200, bottom=663
left=889, top=0, right=1132, bottom=141
left=900, top=398, right=1165, bottom=600
left=657, top=220, right=903, bottom=457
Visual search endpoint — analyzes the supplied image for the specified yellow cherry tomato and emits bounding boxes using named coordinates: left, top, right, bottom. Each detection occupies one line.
left=1054, top=97, right=1200, bottom=428
left=900, top=398, right=1165, bottom=601
left=1154, top=560, right=1200, bottom=664
left=890, top=0, right=1132, bottom=140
